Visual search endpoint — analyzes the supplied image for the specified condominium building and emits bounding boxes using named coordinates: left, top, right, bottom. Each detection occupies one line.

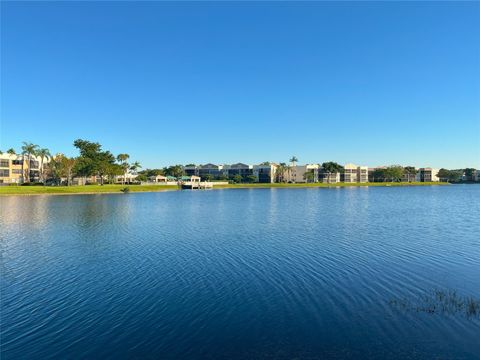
left=227, top=163, right=253, bottom=178
left=416, top=168, right=440, bottom=182
left=184, top=165, right=199, bottom=176
left=319, top=170, right=340, bottom=183
left=344, top=163, right=368, bottom=183
left=253, top=163, right=277, bottom=183
left=286, top=164, right=320, bottom=183
left=0, top=154, right=41, bottom=184
left=198, top=164, right=225, bottom=179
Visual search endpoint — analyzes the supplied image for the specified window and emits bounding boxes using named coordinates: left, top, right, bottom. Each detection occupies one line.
left=12, top=160, right=22, bottom=165
left=0, top=169, right=9, bottom=177
left=12, top=169, right=23, bottom=174
left=30, top=160, right=39, bottom=169
left=0, top=160, right=9, bottom=167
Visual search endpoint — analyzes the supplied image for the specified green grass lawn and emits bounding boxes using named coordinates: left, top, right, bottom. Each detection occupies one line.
left=0, top=181, right=448, bottom=195
left=0, top=184, right=179, bottom=195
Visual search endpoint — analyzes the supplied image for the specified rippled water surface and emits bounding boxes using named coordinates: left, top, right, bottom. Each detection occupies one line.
left=1, top=186, right=480, bottom=359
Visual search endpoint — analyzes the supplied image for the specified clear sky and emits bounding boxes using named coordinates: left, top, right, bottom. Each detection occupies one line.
left=1, top=1, right=479, bottom=169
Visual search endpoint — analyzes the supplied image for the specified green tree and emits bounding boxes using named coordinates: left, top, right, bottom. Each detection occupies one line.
left=303, top=169, right=315, bottom=182
left=21, top=142, right=39, bottom=183
left=385, top=165, right=404, bottom=182
left=437, top=169, right=462, bottom=182
left=48, top=154, right=77, bottom=186
left=107, top=163, right=124, bottom=184
left=465, top=168, right=476, bottom=181
left=276, top=163, right=288, bottom=182
left=164, top=165, right=184, bottom=178
left=73, top=139, right=116, bottom=185
left=321, top=162, right=344, bottom=183
left=232, top=174, right=243, bottom=183
left=246, top=175, right=257, bottom=183
left=289, top=156, right=298, bottom=167
left=116, top=153, right=130, bottom=185
left=36, top=148, right=51, bottom=183
left=60, top=156, right=77, bottom=186
left=371, top=168, right=387, bottom=182
left=7, top=148, right=16, bottom=155
left=322, top=162, right=343, bottom=174
left=129, top=161, right=141, bottom=174
left=404, top=166, right=417, bottom=182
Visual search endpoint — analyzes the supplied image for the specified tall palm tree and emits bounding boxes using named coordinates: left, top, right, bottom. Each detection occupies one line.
left=276, top=162, right=287, bottom=182
left=289, top=156, right=298, bottom=167
left=21, top=142, right=39, bottom=183
left=129, top=161, right=142, bottom=182
left=37, top=148, right=51, bottom=183
left=116, top=153, right=130, bottom=184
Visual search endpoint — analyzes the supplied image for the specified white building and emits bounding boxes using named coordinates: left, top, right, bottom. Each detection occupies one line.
left=344, top=163, right=368, bottom=183
left=253, top=163, right=277, bottom=183
left=286, top=164, right=320, bottom=183
left=416, top=168, right=440, bottom=182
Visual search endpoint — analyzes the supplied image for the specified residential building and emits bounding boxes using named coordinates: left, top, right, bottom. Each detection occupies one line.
left=253, top=163, right=277, bottom=183
left=114, top=173, right=138, bottom=184
left=227, top=163, right=253, bottom=178
left=358, top=166, right=368, bottom=182
left=0, top=153, right=41, bottom=184
left=286, top=164, right=320, bottom=183
left=344, top=163, right=368, bottom=183
left=148, top=175, right=168, bottom=183
left=198, top=163, right=224, bottom=179
left=416, top=168, right=440, bottom=182
left=319, top=170, right=340, bottom=183
left=184, top=165, right=199, bottom=176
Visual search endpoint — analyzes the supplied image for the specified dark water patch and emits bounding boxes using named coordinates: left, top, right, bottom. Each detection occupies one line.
left=389, top=289, right=480, bottom=319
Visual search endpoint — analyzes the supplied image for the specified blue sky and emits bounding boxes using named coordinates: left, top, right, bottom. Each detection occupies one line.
left=1, top=2, right=479, bottom=169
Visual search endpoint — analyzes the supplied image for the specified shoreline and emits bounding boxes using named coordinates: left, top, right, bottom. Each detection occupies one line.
left=0, top=182, right=450, bottom=196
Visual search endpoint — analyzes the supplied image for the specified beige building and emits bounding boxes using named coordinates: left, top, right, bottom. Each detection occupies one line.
left=344, top=163, right=368, bottom=183
left=319, top=171, right=341, bottom=183
left=416, top=168, right=440, bottom=182
left=253, top=163, right=278, bottom=183
left=286, top=164, right=320, bottom=183
left=0, top=153, right=41, bottom=184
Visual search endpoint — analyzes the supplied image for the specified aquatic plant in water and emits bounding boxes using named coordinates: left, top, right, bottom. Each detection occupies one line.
left=389, top=289, right=480, bottom=319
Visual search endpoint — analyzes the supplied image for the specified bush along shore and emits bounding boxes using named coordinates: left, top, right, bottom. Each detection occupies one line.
left=0, top=182, right=449, bottom=196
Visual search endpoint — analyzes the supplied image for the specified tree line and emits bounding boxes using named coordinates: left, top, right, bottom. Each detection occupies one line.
left=1, top=140, right=141, bottom=186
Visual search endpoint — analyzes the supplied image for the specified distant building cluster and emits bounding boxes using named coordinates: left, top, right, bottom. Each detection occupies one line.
left=0, top=153, right=41, bottom=185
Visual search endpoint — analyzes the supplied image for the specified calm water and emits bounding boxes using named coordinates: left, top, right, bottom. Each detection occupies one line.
left=1, top=186, right=479, bottom=359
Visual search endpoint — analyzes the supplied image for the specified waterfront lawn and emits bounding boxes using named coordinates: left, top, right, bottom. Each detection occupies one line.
left=0, top=182, right=448, bottom=195
left=0, top=184, right=179, bottom=195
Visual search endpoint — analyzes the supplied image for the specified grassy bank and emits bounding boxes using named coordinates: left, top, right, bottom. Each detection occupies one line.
left=212, top=181, right=449, bottom=189
left=0, top=181, right=448, bottom=195
left=0, top=184, right=179, bottom=195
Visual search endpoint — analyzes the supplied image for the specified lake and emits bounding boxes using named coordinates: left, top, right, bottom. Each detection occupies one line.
left=1, top=186, right=479, bottom=359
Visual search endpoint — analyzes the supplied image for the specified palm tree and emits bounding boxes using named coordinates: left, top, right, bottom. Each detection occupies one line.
left=36, top=148, right=51, bottom=183
left=21, top=142, right=39, bottom=183
left=289, top=156, right=298, bottom=167
left=129, top=162, right=142, bottom=182
left=276, top=162, right=288, bottom=182
left=116, top=153, right=130, bottom=184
